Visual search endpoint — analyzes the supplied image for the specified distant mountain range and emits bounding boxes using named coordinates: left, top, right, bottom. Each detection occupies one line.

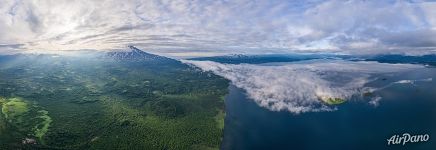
left=364, top=54, right=436, bottom=66
left=189, top=53, right=339, bottom=64
left=1, top=46, right=434, bottom=67
left=189, top=53, right=436, bottom=66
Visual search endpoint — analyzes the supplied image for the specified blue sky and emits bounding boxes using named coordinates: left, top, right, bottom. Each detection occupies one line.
left=0, top=0, right=435, bottom=57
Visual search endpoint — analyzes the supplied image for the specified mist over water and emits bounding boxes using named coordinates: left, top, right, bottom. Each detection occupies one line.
left=185, top=59, right=428, bottom=114
left=221, top=66, right=436, bottom=149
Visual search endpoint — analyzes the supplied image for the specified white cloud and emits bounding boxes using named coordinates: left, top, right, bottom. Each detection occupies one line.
left=183, top=60, right=424, bottom=113
left=0, top=0, right=435, bottom=56
left=369, top=96, right=382, bottom=107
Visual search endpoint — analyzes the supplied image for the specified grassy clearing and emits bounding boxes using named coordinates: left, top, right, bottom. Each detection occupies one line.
left=1, top=98, right=29, bottom=120
left=34, top=110, right=52, bottom=141
left=0, top=97, right=52, bottom=144
left=215, top=110, right=225, bottom=130
left=0, top=107, right=5, bottom=135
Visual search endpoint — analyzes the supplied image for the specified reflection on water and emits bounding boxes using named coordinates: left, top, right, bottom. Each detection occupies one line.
left=222, top=67, right=436, bottom=150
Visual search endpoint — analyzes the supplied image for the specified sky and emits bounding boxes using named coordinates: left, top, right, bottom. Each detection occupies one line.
left=0, top=0, right=436, bottom=57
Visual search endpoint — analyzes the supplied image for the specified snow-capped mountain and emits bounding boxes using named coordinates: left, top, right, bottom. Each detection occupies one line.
left=105, top=46, right=168, bottom=61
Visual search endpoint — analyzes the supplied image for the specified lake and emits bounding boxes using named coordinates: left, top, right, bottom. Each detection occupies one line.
left=221, top=67, right=436, bottom=150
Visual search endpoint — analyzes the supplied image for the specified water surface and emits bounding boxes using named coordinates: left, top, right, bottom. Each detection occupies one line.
left=222, top=67, right=436, bottom=150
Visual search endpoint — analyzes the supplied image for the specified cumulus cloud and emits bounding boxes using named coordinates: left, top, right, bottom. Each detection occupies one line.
left=184, top=60, right=424, bottom=113
left=0, top=0, right=435, bottom=56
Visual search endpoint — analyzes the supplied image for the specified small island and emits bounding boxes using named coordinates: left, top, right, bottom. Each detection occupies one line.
left=318, top=97, right=346, bottom=105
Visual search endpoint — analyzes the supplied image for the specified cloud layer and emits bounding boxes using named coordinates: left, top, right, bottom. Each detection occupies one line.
left=1, top=0, right=436, bottom=56
left=184, top=60, right=424, bottom=113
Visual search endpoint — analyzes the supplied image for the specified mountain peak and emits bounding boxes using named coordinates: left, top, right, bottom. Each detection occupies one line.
left=128, top=45, right=143, bottom=53
left=106, top=46, right=164, bottom=61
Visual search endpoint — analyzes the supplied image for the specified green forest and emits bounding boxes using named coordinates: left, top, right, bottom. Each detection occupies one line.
left=0, top=54, right=229, bottom=149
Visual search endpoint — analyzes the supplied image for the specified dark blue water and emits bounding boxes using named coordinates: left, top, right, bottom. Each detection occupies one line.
left=221, top=68, right=436, bottom=150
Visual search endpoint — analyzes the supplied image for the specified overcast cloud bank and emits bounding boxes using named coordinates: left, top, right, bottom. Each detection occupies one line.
left=0, top=0, right=436, bottom=56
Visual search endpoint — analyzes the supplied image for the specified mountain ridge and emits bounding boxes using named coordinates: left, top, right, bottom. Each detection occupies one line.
left=105, top=46, right=170, bottom=61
